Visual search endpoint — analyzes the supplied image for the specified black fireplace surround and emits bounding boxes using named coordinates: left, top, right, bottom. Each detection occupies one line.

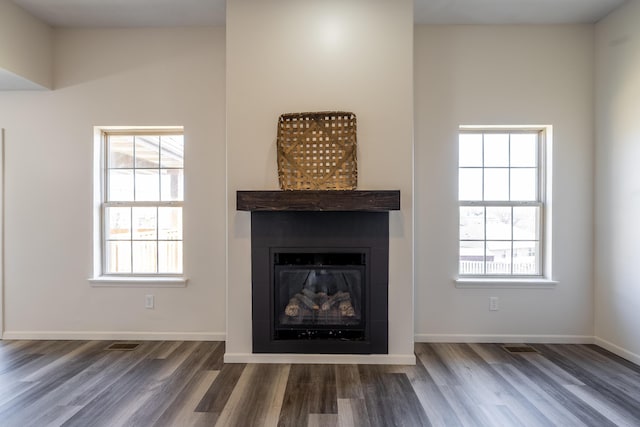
left=238, top=190, right=400, bottom=355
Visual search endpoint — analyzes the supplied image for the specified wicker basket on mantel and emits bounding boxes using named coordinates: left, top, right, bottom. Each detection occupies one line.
left=276, top=111, right=358, bottom=190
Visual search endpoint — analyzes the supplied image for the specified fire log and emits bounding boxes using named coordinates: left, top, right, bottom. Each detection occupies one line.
left=296, top=292, right=319, bottom=310
left=284, top=297, right=301, bottom=316
left=320, top=291, right=351, bottom=311
left=339, top=300, right=355, bottom=317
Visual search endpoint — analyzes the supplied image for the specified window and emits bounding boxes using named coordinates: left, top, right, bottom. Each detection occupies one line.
left=458, top=128, right=545, bottom=277
left=100, top=129, right=184, bottom=276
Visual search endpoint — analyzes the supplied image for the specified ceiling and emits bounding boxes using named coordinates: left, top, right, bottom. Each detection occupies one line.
left=10, top=0, right=627, bottom=27
left=1, top=0, right=627, bottom=90
left=12, top=0, right=227, bottom=28
left=0, top=68, right=47, bottom=91
left=415, top=0, right=625, bottom=24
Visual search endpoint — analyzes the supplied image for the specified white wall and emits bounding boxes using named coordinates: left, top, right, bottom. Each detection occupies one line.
left=226, top=0, right=415, bottom=363
left=0, top=0, right=52, bottom=89
left=594, top=1, right=640, bottom=363
left=414, top=25, right=595, bottom=342
left=0, top=5, right=615, bottom=358
left=0, top=27, right=227, bottom=340
left=0, top=129, right=4, bottom=336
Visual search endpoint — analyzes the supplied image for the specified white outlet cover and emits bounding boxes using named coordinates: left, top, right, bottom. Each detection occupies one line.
left=145, top=295, right=154, bottom=309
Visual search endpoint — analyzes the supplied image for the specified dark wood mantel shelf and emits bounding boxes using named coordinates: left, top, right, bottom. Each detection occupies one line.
left=237, top=190, right=400, bottom=212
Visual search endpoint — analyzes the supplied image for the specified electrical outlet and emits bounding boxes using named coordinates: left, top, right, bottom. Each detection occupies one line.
left=145, top=294, right=154, bottom=309
left=489, top=297, right=499, bottom=311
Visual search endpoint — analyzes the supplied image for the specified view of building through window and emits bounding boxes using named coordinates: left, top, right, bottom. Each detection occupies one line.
left=103, top=131, right=184, bottom=274
left=458, top=129, right=543, bottom=276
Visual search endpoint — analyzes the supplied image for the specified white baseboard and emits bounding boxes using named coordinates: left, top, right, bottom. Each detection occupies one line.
left=1, top=331, right=226, bottom=342
left=223, top=353, right=416, bottom=365
left=594, top=336, right=640, bottom=366
left=414, top=334, right=595, bottom=344
left=4, top=332, right=637, bottom=367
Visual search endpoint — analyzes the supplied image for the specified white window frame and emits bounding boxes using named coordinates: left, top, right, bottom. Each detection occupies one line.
left=90, top=126, right=187, bottom=287
left=455, top=125, right=556, bottom=288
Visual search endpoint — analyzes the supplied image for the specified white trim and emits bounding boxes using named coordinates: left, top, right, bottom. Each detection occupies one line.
left=594, top=337, right=640, bottom=366
left=97, top=126, right=184, bottom=132
left=455, top=278, right=558, bottom=289
left=89, top=276, right=188, bottom=287
left=2, top=331, right=225, bottom=341
left=92, top=128, right=103, bottom=279
left=93, top=126, right=186, bottom=279
left=460, top=125, right=550, bottom=131
left=223, top=353, right=416, bottom=365
left=458, top=125, right=553, bottom=279
left=414, top=334, right=594, bottom=344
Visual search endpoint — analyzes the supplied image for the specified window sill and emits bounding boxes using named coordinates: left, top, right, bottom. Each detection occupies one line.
left=89, top=276, right=188, bottom=287
left=455, top=277, right=558, bottom=289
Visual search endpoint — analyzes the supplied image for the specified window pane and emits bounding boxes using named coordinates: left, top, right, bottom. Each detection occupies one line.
left=513, top=241, right=539, bottom=275
left=460, top=241, right=484, bottom=275
left=459, top=133, right=482, bottom=167
left=106, top=207, right=131, bottom=240
left=486, top=241, right=511, bottom=274
left=510, top=168, right=537, bottom=201
left=132, top=207, right=157, bottom=240
left=161, top=135, right=184, bottom=168
left=457, top=128, right=544, bottom=278
left=513, top=206, right=540, bottom=240
left=459, top=168, right=482, bottom=200
left=484, top=134, right=509, bottom=167
left=484, top=168, right=509, bottom=201
left=486, top=207, right=512, bottom=240
left=161, top=169, right=184, bottom=201
left=106, top=241, right=131, bottom=273
left=108, top=135, right=134, bottom=168
left=135, top=170, right=160, bottom=201
left=132, top=241, right=157, bottom=273
left=158, top=207, right=182, bottom=240
left=510, top=133, right=537, bottom=167
left=460, top=206, right=484, bottom=240
left=135, top=135, right=160, bottom=168
left=159, top=241, right=183, bottom=273
left=108, top=169, right=134, bottom=201
left=102, top=130, right=184, bottom=277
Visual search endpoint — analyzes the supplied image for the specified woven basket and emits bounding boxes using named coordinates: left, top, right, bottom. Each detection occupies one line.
left=276, top=111, right=358, bottom=190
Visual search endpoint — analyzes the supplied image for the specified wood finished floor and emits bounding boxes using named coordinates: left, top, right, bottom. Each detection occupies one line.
left=1, top=341, right=639, bottom=426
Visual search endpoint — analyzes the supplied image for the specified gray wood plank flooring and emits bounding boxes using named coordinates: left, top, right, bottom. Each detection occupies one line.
left=0, top=340, right=639, bottom=426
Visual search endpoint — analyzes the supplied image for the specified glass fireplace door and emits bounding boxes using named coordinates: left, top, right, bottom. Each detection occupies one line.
left=273, top=253, right=365, bottom=340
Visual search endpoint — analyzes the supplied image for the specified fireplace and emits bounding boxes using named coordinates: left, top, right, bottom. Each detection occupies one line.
left=239, top=191, right=399, bottom=355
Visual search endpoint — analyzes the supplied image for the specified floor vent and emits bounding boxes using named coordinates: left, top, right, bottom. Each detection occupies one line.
left=503, top=345, right=538, bottom=354
left=106, top=342, right=140, bottom=351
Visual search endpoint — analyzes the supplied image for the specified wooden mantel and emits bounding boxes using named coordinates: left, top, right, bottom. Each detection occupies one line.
left=236, top=190, right=400, bottom=212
